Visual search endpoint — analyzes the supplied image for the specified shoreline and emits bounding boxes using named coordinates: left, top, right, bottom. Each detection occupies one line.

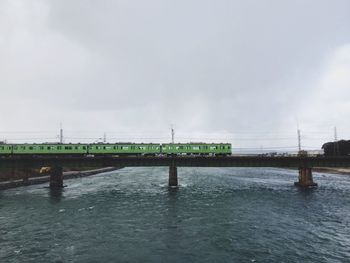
left=312, top=167, right=350, bottom=175
left=283, top=167, right=350, bottom=176
left=0, top=167, right=122, bottom=191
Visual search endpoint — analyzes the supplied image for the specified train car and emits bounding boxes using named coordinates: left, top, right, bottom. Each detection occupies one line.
left=4, top=142, right=232, bottom=156
left=88, top=143, right=161, bottom=155
left=0, top=144, right=12, bottom=155
left=162, top=143, right=231, bottom=156
left=12, top=144, right=88, bottom=155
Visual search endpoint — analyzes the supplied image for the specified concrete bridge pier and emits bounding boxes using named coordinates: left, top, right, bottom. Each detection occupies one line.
left=294, top=167, right=317, bottom=187
left=50, top=167, right=64, bottom=188
left=169, top=165, right=178, bottom=187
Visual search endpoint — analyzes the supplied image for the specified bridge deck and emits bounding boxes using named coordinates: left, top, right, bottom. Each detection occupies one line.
left=1, top=156, right=350, bottom=169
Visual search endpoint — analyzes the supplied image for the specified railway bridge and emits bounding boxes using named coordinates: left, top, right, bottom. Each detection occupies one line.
left=1, top=155, right=350, bottom=188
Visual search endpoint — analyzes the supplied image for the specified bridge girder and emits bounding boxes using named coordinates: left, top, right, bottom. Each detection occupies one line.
left=0, top=156, right=350, bottom=169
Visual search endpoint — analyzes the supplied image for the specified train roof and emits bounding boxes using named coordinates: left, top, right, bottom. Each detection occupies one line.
left=162, top=142, right=231, bottom=144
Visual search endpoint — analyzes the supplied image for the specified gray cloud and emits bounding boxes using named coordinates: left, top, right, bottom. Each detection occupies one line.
left=0, top=0, right=349, bottom=151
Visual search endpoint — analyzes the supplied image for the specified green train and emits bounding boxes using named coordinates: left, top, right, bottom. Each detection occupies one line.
left=0, top=143, right=231, bottom=156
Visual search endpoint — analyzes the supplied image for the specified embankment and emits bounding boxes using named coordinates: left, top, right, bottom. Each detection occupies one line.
left=0, top=167, right=122, bottom=190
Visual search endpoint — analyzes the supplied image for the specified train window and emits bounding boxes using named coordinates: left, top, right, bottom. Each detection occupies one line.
left=75, top=146, right=78, bottom=150
left=83, top=146, right=86, bottom=150
left=47, top=146, right=51, bottom=150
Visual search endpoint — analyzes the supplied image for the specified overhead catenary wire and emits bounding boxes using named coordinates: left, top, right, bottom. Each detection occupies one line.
left=0, top=127, right=340, bottom=153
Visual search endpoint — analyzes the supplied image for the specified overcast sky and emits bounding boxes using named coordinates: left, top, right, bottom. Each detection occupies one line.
left=0, top=0, right=349, bottom=151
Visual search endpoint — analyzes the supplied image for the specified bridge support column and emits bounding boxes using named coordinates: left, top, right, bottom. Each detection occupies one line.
left=294, top=167, right=317, bottom=187
left=169, top=165, right=178, bottom=187
left=50, top=167, right=64, bottom=188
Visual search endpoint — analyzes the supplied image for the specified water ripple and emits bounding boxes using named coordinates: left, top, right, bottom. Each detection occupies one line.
left=0, top=167, right=350, bottom=262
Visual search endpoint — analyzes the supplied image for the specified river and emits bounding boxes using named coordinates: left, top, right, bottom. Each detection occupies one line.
left=1, top=167, right=349, bottom=262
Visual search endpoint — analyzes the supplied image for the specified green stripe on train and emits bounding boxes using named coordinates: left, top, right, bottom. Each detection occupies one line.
left=12, top=144, right=87, bottom=154
left=88, top=144, right=161, bottom=154
left=162, top=143, right=231, bottom=154
left=0, top=145, right=12, bottom=154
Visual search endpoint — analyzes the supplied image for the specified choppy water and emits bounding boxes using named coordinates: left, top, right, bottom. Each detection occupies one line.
left=1, top=167, right=350, bottom=262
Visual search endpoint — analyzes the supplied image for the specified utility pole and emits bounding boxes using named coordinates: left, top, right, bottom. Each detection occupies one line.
left=103, top=132, right=106, bottom=143
left=334, top=126, right=339, bottom=155
left=171, top=125, right=175, bottom=144
left=297, top=129, right=301, bottom=152
left=334, top=126, right=338, bottom=141
left=59, top=123, right=63, bottom=144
